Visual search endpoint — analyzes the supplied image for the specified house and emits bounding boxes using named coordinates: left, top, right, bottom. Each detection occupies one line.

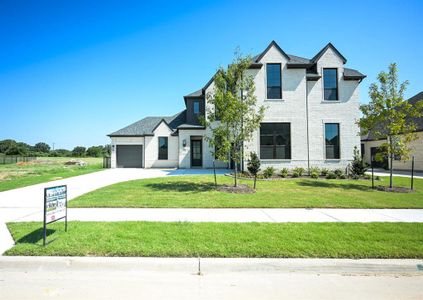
left=361, top=91, right=423, bottom=171
left=108, top=41, right=366, bottom=169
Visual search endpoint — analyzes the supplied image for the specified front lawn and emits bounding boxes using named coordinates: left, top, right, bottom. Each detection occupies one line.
left=5, top=221, right=423, bottom=258
left=0, top=157, right=103, bottom=192
left=69, top=175, right=423, bottom=208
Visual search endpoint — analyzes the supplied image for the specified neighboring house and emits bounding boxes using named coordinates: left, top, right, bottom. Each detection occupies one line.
left=108, top=41, right=366, bottom=169
left=361, top=91, right=423, bottom=171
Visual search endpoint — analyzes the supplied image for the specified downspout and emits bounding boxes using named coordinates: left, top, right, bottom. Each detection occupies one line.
left=305, top=77, right=310, bottom=174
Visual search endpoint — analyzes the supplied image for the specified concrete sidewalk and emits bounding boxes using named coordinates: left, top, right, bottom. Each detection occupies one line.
left=5, top=208, right=423, bottom=223
left=1, top=257, right=422, bottom=300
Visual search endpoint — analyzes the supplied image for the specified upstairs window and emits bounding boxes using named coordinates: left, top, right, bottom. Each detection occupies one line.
left=193, top=101, right=200, bottom=115
left=158, top=137, right=168, bottom=160
left=266, top=63, right=282, bottom=99
left=325, top=123, right=340, bottom=159
left=260, top=123, right=291, bottom=159
left=323, top=68, right=338, bottom=100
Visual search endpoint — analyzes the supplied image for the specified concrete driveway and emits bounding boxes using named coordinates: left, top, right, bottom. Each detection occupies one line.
left=0, top=168, right=227, bottom=254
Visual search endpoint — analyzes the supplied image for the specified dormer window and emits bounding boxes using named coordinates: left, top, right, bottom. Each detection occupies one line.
left=323, top=68, right=338, bottom=101
left=266, top=63, right=282, bottom=99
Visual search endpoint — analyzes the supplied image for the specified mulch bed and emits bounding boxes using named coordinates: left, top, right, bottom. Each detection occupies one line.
left=376, top=186, right=413, bottom=193
left=217, top=184, right=256, bottom=194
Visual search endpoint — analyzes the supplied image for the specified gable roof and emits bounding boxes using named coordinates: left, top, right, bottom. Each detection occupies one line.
left=108, top=110, right=187, bottom=137
left=361, top=91, right=423, bottom=141
left=254, top=40, right=291, bottom=62
left=311, top=42, right=347, bottom=64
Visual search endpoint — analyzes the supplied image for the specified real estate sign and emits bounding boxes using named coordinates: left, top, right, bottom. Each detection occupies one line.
left=43, top=185, right=68, bottom=245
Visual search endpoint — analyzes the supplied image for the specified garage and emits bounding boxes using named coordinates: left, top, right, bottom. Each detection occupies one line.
left=116, top=145, right=143, bottom=168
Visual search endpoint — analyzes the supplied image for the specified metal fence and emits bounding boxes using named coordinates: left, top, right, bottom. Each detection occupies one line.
left=0, top=156, right=37, bottom=164
left=103, top=157, right=111, bottom=168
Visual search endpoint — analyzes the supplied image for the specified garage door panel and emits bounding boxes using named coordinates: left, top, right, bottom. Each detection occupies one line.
left=116, top=145, right=143, bottom=168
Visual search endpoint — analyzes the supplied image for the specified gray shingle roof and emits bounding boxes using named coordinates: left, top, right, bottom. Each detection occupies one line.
left=108, top=110, right=187, bottom=137
left=344, top=68, right=366, bottom=80
left=361, top=91, right=423, bottom=141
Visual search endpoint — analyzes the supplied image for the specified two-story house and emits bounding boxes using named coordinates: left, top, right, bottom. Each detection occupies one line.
left=108, top=41, right=366, bottom=169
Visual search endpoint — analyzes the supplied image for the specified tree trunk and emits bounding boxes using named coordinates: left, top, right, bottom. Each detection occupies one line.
left=213, top=160, right=217, bottom=188
left=253, top=175, right=257, bottom=189
left=389, top=137, right=393, bottom=188
left=234, top=162, right=238, bottom=187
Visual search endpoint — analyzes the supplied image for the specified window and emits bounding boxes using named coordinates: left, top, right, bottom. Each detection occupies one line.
left=325, top=123, right=340, bottom=159
left=193, top=101, right=200, bottom=115
left=260, top=123, right=291, bottom=159
left=323, top=68, right=338, bottom=100
left=158, top=137, right=168, bottom=160
left=266, top=63, right=282, bottom=99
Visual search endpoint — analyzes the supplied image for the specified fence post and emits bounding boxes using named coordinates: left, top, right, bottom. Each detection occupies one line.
left=371, top=155, right=374, bottom=189
left=411, top=156, right=414, bottom=191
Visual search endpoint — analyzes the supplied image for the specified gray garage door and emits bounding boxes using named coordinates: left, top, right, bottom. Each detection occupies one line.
left=116, top=145, right=143, bottom=168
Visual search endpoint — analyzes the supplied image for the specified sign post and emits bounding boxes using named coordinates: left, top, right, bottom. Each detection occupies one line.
left=43, top=185, right=68, bottom=246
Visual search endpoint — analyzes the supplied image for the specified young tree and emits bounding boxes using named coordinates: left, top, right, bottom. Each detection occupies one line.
left=360, top=63, right=423, bottom=188
left=247, top=152, right=261, bottom=189
left=202, top=51, right=266, bottom=187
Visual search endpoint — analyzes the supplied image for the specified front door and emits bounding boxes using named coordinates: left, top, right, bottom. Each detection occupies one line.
left=191, top=139, right=202, bottom=167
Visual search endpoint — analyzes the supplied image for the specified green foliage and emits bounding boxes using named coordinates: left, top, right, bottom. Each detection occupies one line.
left=349, top=146, right=368, bottom=178
left=72, top=146, right=86, bottom=157
left=310, top=171, right=319, bottom=179
left=334, top=169, right=344, bottom=177
left=326, top=171, right=337, bottom=179
left=201, top=50, right=266, bottom=186
left=309, top=166, right=320, bottom=175
left=86, top=146, right=103, bottom=157
left=280, top=168, right=289, bottom=178
left=339, top=174, right=347, bottom=179
left=293, top=167, right=305, bottom=177
left=263, top=166, right=275, bottom=179
left=320, top=168, right=329, bottom=176
left=247, top=152, right=261, bottom=189
left=360, top=63, right=423, bottom=187
left=33, top=142, right=50, bottom=153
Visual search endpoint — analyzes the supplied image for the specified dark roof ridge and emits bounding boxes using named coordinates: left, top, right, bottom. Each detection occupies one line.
left=311, top=42, right=347, bottom=64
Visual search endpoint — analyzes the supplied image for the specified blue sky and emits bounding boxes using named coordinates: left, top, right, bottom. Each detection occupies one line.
left=0, top=0, right=422, bottom=149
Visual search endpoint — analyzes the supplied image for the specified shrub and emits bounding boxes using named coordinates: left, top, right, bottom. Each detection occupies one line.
left=376, top=175, right=381, bottom=181
left=262, top=166, right=275, bottom=179
left=364, top=174, right=371, bottom=180
left=339, top=174, right=347, bottom=179
left=321, top=168, right=329, bottom=176
left=349, top=146, right=368, bottom=177
left=326, top=171, right=337, bottom=179
left=309, top=166, right=320, bottom=175
left=292, top=170, right=300, bottom=178
left=293, top=167, right=305, bottom=177
left=334, top=169, right=344, bottom=177
left=280, top=168, right=289, bottom=178
left=247, top=152, right=261, bottom=189
left=310, top=171, right=319, bottom=179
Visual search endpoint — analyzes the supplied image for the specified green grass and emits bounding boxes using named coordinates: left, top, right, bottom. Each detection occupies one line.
left=5, top=221, right=423, bottom=258
left=69, top=175, right=423, bottom=208
left=0, top=157, right=103, bottom=191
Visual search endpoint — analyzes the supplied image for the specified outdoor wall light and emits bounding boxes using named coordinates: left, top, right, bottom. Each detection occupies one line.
left=112, top=145, right=115, bottom=151
left=182, top=139, right=187, bottom=147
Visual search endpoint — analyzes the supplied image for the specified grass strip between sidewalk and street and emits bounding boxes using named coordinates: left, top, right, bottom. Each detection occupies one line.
left=5, top=221, right=423, bottom=258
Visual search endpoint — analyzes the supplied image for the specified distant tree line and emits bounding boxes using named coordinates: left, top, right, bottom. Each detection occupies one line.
left=0, top=139, right=111, bottom=158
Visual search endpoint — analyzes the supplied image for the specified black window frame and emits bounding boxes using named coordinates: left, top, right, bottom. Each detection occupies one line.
left=325, top=123, right=340, bottom=159
left=266, top=63, right=282, bottom=100
left=323, top=68, right=338, bottom=101
left=260, top=123, right=291, bottom=159
left=158, top=136, right=168, bottom=160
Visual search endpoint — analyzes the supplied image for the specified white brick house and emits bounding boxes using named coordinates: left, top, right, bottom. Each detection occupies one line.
left=109, top=41, right=365, bottom=170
